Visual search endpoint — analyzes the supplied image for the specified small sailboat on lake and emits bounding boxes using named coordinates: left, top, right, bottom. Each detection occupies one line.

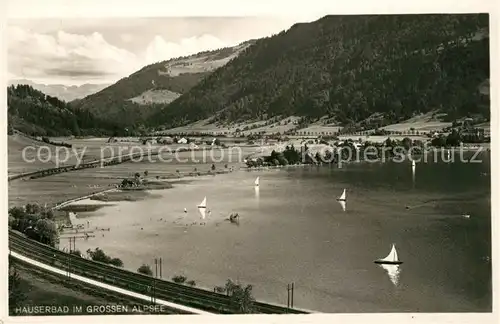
left=197, top=196, right=207, bottom=220
left=254, top=177, right=260, bottom=187
left=336, top=189, right=347, bottom=202
left=411, top=160, right=416, bottom=168
left=374, top=244, right=403, bottom=265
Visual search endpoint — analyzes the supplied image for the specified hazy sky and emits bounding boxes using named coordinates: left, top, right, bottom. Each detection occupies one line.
left=7, top=17, right=322, bottom=85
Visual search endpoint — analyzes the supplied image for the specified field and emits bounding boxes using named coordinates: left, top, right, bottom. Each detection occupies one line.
left=128, top=89, right=181, bottom=105
left=157, top=116, right=303, bottom=136
left=8, top=134, right=59, bottom=176
left=8, top=140, right=259, bottom=208
left=381, top=112, right=452, bottom=133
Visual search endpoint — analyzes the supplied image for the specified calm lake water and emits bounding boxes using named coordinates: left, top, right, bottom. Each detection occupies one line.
left=73, top=152, right=491, bottom=312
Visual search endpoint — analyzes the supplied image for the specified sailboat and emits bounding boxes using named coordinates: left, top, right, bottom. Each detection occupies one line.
left=411, top=160, right=416, bottom=168
left=336, top=189, right=347, bottom=201
left=374, top=244, right=403, bottom=265
left=254, top=177, right=260, bottom=187
left=197, top=196, right=207, bottom=209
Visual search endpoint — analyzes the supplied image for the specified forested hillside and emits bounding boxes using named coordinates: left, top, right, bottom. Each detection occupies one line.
left=70, top=41, right=254, bottom=127
left=149, top=14, right=489, bottom=129
left=8, top=85, right=119, bottom=136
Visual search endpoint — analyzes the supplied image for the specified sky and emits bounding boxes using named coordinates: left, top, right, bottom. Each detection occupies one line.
left=6, top=0, right=490, bottom=86
left=7, top=17, right=322, bottom=86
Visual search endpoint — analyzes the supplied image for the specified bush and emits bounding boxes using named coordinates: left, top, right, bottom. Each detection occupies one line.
left=86, top=248, right=123, bottom=267
left=172, top=275, right=187, bottom=284
left=137, top=264, right=153, bottom=276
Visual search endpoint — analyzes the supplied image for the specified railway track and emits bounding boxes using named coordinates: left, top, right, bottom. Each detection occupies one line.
left=9, top=257, right=189, bottom=315
left=9, top=231, right=307, bottom=314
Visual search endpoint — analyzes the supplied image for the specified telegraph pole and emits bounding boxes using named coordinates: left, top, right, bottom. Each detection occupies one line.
left=159, top=258, right=162, bottom=279
left=287, top=282, right=295, bottom=309
left=287, top=283, right=290, bottom=308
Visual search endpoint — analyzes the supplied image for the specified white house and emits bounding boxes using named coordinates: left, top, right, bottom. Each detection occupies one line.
left=178, top=137, right=188, bottom=144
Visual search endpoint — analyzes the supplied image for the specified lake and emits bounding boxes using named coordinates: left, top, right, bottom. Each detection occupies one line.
left=71, top=152, right=491, bottom=313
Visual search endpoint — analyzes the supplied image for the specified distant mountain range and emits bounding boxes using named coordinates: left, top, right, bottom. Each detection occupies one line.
left=69, top=41, right=255, bottom=127
left=8, top=79, right=110, bottom=102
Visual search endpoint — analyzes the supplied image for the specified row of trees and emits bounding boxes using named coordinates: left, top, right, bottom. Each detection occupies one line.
left=8, top=204, right=58, bottom=247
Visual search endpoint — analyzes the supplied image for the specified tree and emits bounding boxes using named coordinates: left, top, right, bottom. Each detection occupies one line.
left=34, top=219, right=58, bottom=247
left=9, top=265, right=27, bottom=314
left=86, top=248, right=123, bottom=267
left=402, top=137, right=412, bottom=151
left=144, top=170, right=149, bottom=177
left=224, top=279, right=255, bottom=313
left=172, top=275, right=187, bottom=284
left=109, top=258, right=123, bottom=267
left=137, top=264, right=153, bottom=276
left=186, top=280, right=196, bottom=287
left=446, top=129, right=461, bottom=147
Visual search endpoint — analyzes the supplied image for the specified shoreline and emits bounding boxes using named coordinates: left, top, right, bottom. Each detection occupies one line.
left=48, top=167, right=240, bottom=223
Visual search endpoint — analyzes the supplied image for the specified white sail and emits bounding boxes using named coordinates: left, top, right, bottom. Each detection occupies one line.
left=254, top=177, right=260, bottom=186
left=198, top=196, right=207, bottom=208
left=411, top=160, right=416, bottom=167
left=380, top=244, right=399, bottom=263
left=338, top=189, right=346, bottom=201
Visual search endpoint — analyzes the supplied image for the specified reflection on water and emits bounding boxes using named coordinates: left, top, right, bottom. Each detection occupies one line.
left=379, top=264, right=401, bottom=286
left=198, top=207, right=206, bottom=219
left=412, top=165, right=416, bottom=184
left=338, top=200, right=346, bottom=212
left=254, top=186, right=260, bottom=200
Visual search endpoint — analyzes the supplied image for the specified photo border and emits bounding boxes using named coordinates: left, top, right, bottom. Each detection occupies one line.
left=1, top=1, right=498, bottom=324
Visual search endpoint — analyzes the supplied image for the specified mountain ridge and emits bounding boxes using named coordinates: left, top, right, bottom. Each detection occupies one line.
left=8, top=79, right=110, bottom=102
left=69, top=40, right=256, bottom=127
left=148, top=14, right=490, bottom=130
left=7, top=84, right=119, bottom=136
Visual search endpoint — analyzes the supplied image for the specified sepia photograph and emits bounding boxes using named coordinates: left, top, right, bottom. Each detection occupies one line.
left=4, top=0, right=495, bottom=321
